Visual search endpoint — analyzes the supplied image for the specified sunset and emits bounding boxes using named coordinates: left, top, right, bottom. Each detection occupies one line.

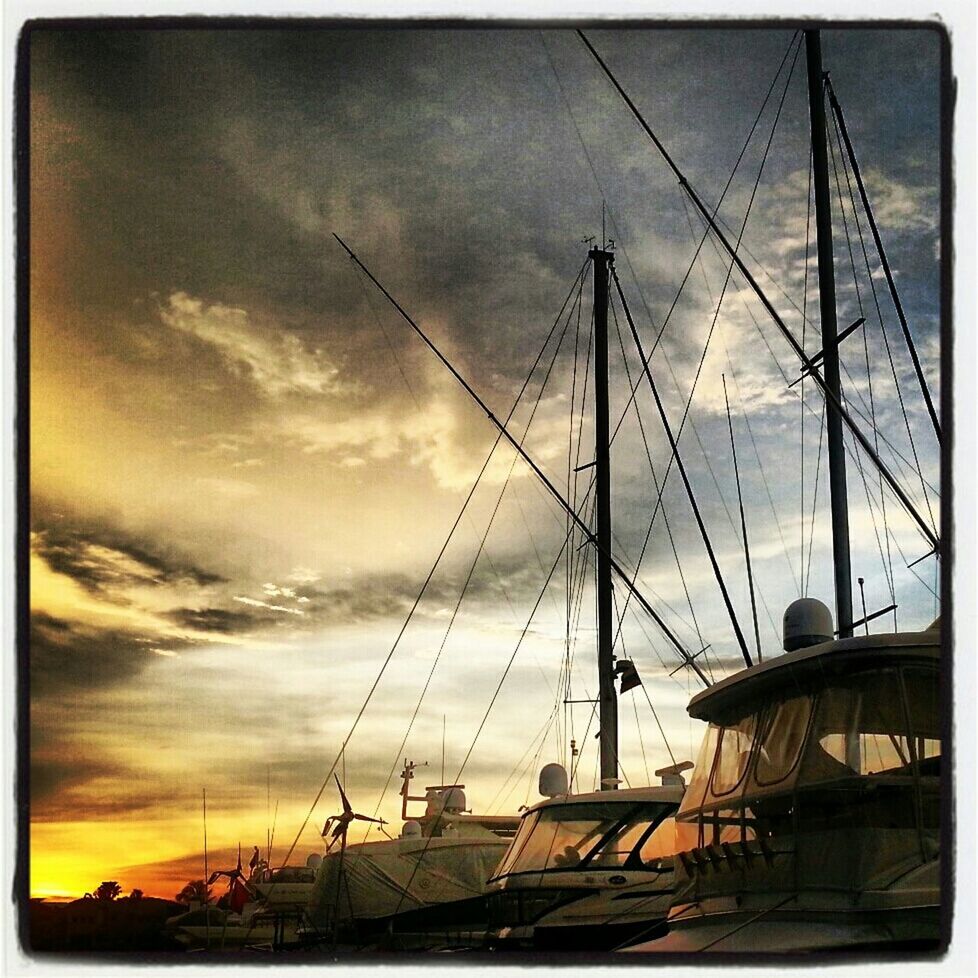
left=22, top=21, right=950, bottom=957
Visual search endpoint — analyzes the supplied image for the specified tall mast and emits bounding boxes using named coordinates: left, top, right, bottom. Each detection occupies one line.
left=591, top=244, right=618, bottom=789
left=806, top=29, right=853, bottom=638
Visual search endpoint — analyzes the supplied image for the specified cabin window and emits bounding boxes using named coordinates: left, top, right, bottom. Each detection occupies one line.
left=674, top=723, right=722, bottom=850
left=711, top=714, right=758, bottom=795
left=637, top=816, right=678, bottom=866
left=677, top=724, right=721, bottom=815
left=492, top=811, right=539, bottom=878
left=802, top=669, right=913, bottom=781
left=755, top=695, right=812, bottom=785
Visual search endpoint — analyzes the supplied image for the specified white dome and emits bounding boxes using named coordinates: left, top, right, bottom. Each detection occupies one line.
left=783, top=598, right=834, bottom=652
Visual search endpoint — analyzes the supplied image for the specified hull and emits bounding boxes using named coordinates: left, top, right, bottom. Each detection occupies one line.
left=625, top=904, right=940, bottom=953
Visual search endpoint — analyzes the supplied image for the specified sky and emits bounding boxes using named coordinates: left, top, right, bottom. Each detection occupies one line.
left=26, top=25, right=944, bottom=900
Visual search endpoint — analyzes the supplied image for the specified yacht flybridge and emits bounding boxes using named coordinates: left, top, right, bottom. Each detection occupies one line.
left=627, top=612, right=941, bottom=952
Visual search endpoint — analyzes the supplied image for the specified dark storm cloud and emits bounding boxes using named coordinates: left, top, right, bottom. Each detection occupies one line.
left=31, top=515, right=225, bottom=595
left=166, top=606, right=264, bottom=634
left=29, top=612, right=182, bottom=695
left=28, top=25, right=941, bottom=419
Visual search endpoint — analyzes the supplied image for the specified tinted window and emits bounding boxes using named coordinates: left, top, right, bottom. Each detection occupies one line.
left=801, top=669, right=913, bottom=782
left=501, top=803, right=636, bottom=874
left=711, top=715, right=757, bottom=795
left=755, top=696, right=813, bottom=785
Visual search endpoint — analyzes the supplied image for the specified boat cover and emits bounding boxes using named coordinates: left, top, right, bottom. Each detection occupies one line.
left=307, top=832, right=510, bottom=926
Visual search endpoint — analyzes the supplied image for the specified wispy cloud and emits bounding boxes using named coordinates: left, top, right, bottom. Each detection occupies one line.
left=159, top=291, right=347, bottom=399
left=232, top=595, right=305, bottom=616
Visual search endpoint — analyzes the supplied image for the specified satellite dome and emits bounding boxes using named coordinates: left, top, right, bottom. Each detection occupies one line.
left=306, top=852, right=323, bottom=870
left=539, top=763, right=569, bottom=798
left=401, top=820, right=422, bottom=838
left=783, top=598, right=833, bottom=652
left=440, top=787, right=466, bottom=812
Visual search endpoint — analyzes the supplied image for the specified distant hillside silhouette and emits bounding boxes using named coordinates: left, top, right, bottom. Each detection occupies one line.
left=28, top=893, right=184, bottom=952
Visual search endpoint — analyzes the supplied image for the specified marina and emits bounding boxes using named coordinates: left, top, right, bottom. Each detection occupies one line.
left=22, top=21, right=948, bottom=960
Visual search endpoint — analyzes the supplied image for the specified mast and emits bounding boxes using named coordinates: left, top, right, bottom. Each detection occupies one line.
left=591, top=244, right=618, bottom=790
left=806, top=29, right=853, bottom=639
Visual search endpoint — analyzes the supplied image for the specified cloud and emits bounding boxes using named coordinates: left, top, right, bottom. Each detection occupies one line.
left=232, top=595, right=304, bottom=616
left=195, top=476, right=261, bottom=499
left=29, top=612, right=185, bottom=695
left=863, top=168, right=938, bottom=234
left=165, top=607, right=263, bottom=634
left=159, top=291, right=347, bottom=399
left=30, top=524, right=225, bottom=596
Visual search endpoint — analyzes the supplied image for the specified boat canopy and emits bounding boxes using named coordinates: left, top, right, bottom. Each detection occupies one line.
left=672, top=633, right=940, bottom=860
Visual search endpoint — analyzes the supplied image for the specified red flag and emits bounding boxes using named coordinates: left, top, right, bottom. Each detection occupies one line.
left=229, top=878, right=250, bottom=915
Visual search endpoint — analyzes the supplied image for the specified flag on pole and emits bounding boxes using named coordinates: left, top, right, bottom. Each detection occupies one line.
left=616, top=659, right=642, bottom=694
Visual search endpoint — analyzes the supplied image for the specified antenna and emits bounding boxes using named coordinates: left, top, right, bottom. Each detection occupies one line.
left=858, top=577, right=869, bottom=635
left=202, top=787, right=210, bottom=948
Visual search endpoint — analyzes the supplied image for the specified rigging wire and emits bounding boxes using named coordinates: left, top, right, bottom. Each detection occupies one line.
left=613, top=274, right=754, bottom=668
left=827, top=122, right=898, bottom=608
left=805, top=398, right=828, bottom=594
left=278, top=258, right=589, bottom=866
left=685, top=184, right=939, bottom=549
left=801, top=141, right=814, bottom=596
left=336, top=235, right=709, bottom=683
left=829, top=101, right=938, bottom=542
left=544, top=25, right=802, bottom=510
left=829, top=118, right=896, bottom=621
left=390, top=519, right=577, bottom=917
left=359, top=266, right=588, bottom=835
left=723, top=373, right=762, bottom=661
left=608, top=300, right=705, bottom=651
left=680, top=185, right=801, bottom=597
left=826, top=78, right=942, bottom=445
left=577, top=30, right=938, bottom=554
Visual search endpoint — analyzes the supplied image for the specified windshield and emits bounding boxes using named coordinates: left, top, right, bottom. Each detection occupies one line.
left=495, top=801, right=675, bottom=875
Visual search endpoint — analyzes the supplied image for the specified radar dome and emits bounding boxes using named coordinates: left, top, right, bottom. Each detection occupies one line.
left=539, top=763, right=569, bottom=797
left=440, top=787, right=466, bottom=812
left=306, top=852, right=323, bottom=870
left=783, top=597, right=833, bottom=652
left=401, top=820, right=422, bottom=838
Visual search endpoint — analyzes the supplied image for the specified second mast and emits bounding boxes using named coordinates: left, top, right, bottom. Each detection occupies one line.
left=591, top=245, right=618, bottom=790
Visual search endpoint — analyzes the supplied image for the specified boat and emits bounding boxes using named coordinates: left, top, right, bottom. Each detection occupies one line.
left=625, top=614, right=941, bottom=952
left=164, top=849, right=320, bottom=950
left=557, top=26, right=945, bottom=953
left=485, top=765, right=688, bottom=950
left=300, top=762, right=519, bottom=949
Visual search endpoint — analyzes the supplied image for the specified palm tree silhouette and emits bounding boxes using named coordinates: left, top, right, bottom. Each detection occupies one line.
left=87, top=881, right=122, bottom=901
left=176, top=880, right=212, bottom=904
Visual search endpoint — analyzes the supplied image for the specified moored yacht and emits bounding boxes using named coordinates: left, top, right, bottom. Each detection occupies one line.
left=626, top=608, right=941, bottom=952
left=486, top=762, right=689, bottom=950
